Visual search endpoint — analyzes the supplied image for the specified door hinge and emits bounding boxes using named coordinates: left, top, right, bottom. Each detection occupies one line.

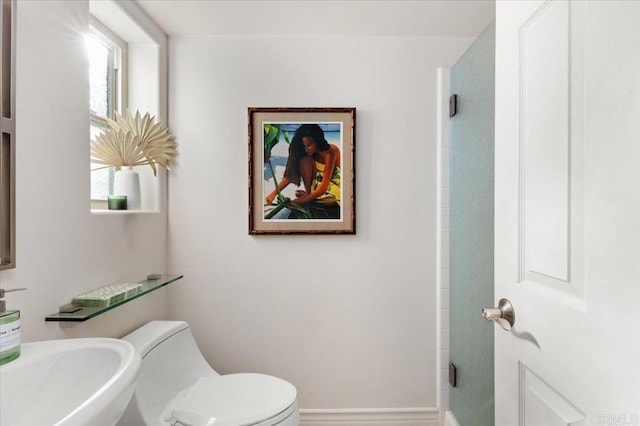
left=449, top=362, right=458, bottom=387
left=449, top=94, right=458, bottom=117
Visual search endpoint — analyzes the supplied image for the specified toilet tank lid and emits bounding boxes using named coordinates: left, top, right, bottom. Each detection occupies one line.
left=121, top=321, right=190, bottom=357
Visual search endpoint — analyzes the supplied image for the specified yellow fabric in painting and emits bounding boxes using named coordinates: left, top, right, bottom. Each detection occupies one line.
left=312, top=161, right=341, bottom=204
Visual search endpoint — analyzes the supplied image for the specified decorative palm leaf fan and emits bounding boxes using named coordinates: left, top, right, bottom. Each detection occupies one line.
left=91, top=109, right=177, bottom=176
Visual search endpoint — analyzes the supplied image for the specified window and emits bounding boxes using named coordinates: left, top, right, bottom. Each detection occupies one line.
left=88, top=0, right=166, bottom=213
left=88, top=18, right=127, bottom=201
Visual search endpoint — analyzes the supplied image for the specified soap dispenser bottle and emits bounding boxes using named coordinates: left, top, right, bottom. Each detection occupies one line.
left=0, top=288, right=26, bottom=365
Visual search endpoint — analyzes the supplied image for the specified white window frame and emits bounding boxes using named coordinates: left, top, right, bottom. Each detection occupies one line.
left=89, top=16, right=128, bottom=202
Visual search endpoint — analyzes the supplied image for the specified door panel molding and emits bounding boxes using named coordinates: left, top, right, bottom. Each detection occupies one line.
left=519, top=363, right=585, bottom=426
left=519, top=0, right=571, bottom=284
left=517, top=0, right=587, bottom=305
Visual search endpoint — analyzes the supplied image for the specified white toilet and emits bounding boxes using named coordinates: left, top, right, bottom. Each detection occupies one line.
left=117, top=321, right=299, bottom=426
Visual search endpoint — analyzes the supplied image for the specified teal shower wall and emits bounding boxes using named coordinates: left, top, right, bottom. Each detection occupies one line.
left=449, top=20, right=495, bottom=426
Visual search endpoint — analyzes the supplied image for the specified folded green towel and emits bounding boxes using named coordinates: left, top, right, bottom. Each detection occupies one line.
left=72, top=283, right=143, bottom=308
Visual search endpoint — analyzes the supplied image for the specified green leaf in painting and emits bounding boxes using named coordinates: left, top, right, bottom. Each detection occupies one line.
left=263, top=124, right=281, bottom=161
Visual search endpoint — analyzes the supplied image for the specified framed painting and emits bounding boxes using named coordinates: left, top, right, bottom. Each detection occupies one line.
left=248, top=107, right=356, bottom=234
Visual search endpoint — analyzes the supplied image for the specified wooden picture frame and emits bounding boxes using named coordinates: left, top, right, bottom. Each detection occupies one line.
left=248, top=107, right=356, bottom=234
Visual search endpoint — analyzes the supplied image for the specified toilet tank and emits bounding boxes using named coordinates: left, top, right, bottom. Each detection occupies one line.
left=117, top=321, right=218, bottom=426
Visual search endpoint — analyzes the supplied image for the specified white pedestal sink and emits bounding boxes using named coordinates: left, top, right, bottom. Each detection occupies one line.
left=0, top=338, right=141, bottom=426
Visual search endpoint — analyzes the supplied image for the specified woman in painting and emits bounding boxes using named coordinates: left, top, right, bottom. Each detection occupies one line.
left=265, top=124, right=341, bottom=219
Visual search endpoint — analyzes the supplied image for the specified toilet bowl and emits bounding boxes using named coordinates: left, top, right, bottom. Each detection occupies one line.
left=117, top=321, right=299, bottom=426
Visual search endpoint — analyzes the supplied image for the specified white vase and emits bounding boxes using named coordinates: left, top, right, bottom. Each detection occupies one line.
left=113, top=166, right=141, bottom=210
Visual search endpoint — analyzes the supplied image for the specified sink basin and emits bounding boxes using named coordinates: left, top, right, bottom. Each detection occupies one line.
left=0, top=338, right=141, bottom=426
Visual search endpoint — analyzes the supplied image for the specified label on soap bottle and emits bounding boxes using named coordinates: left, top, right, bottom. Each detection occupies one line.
left=0, top=319, right=21, bottom=352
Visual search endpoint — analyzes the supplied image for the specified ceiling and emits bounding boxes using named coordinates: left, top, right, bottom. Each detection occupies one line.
left=135, top=0, right=495, bottom=37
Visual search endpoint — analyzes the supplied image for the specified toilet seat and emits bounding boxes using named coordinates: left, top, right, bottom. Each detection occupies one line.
left=161, top=373, right=297, bottom=426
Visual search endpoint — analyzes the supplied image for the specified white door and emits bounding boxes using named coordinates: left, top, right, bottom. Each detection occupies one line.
left=494, top=0, right=640, bottom=424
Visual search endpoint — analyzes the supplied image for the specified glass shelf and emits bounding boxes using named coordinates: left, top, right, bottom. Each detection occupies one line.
left=45, top=274, right=183, bottom=322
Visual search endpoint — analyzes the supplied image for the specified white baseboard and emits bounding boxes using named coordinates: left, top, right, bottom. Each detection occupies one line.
left=299, top=408, right=440, bottom=426
left=443, top=411, right=460, bottom=426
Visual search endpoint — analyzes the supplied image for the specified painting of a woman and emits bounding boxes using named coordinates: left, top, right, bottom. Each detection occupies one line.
left=249, top=107, right=355, bottom=234
left=264, top=123, right=342, bottom=220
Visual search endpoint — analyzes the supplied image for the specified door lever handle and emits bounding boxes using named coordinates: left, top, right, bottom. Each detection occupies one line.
left=482, top=298, right=515, bottom=331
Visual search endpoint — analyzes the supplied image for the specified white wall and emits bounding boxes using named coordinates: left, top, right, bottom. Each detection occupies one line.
left=167, top=35, right=472, bottom=410
left=0, top=1, right=169, bottom=341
